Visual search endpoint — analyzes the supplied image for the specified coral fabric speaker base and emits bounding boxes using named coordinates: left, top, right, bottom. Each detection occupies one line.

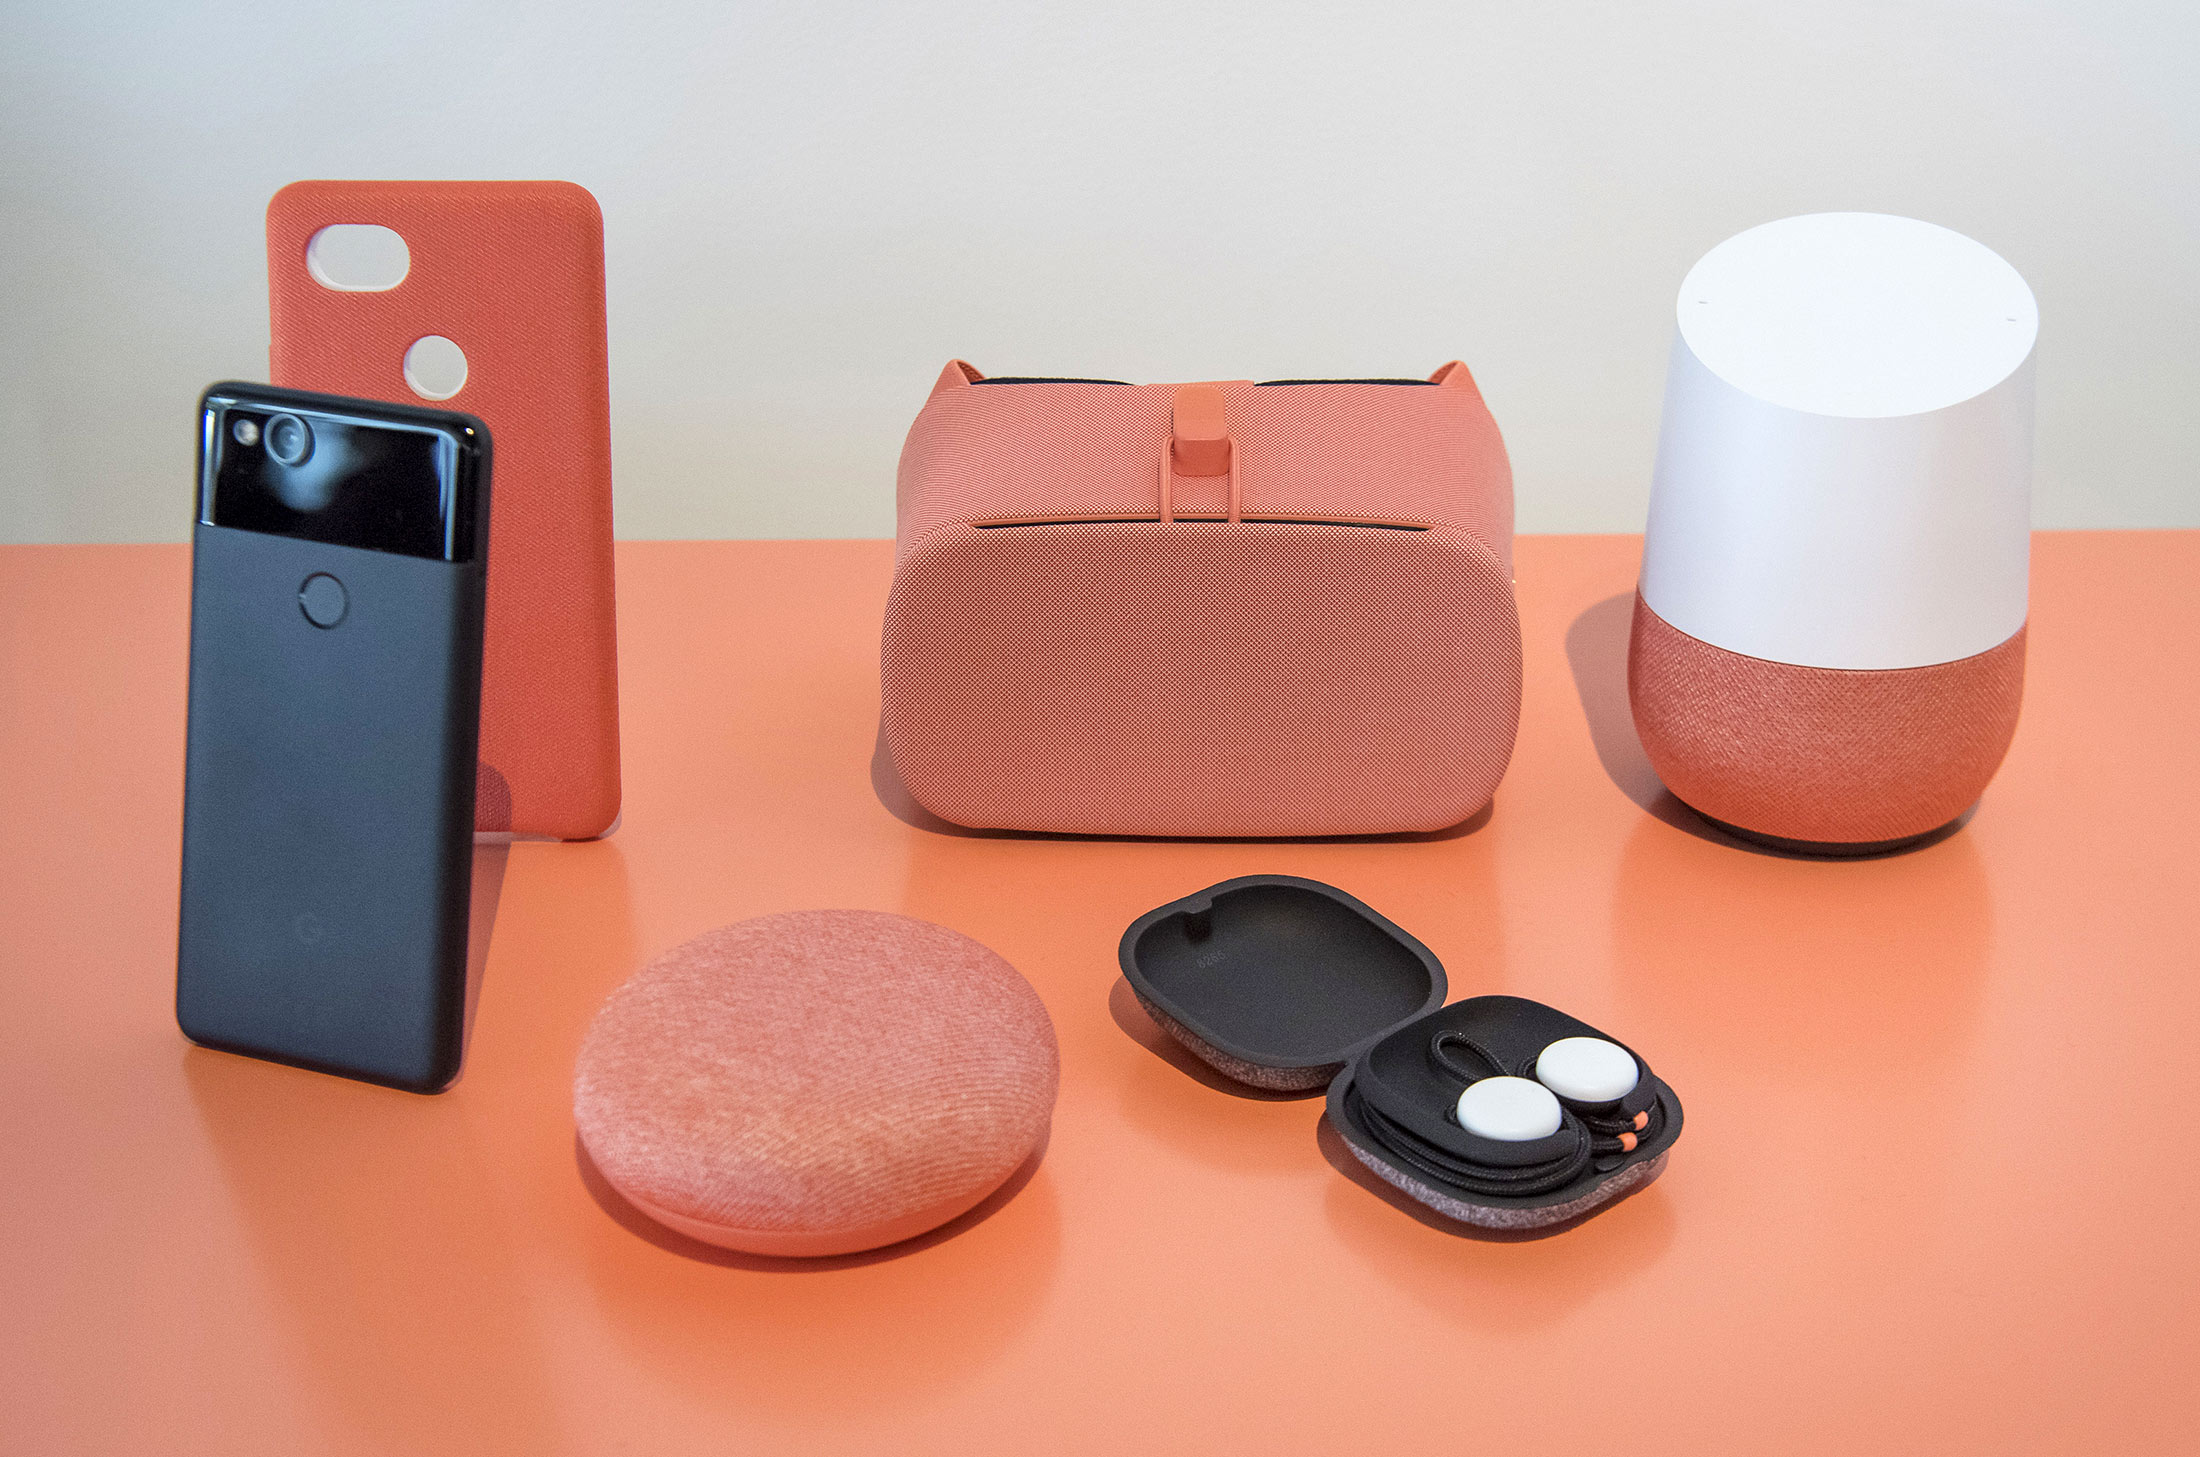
left=573, top=911, right=1059, bottom=1257
left=1628, top=596, right=2025, bottom=846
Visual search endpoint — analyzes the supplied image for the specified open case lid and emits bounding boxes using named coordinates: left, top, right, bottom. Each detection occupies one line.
left=1118, top=876, right=1447, bottom=1093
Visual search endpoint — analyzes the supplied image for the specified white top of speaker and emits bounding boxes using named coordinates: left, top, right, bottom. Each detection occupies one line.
left=1640, top=214, right=2037, bottom=671
left=1678, top=214, right=2037, bottom=420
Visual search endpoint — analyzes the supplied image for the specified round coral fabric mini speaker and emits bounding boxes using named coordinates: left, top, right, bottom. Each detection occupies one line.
left=574, top=910, right=1058, bottom=1257
left=1632, top=213, right=2036, bottom=851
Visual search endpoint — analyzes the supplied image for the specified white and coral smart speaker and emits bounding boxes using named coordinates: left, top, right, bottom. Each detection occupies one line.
left=1630, top=212, right=2037, bottom=851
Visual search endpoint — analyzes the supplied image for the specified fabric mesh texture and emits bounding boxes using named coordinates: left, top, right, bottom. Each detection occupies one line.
left=884, top=521, right=1520, bottom=836
left=573, top=910, right=1058, bottom=1256
left=883, top=365, right=1522, bottom=837
left=269, top=181, right=621, bottom=839
left=1628, top=596, right=2026, bottom=844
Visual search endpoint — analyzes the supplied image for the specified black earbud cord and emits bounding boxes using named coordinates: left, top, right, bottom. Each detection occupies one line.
left=1344, top=1032, right=1665, bottom=1200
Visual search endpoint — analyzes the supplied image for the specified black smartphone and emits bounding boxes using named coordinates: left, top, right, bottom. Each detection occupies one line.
left=176, top=382, right=491, bottom=1092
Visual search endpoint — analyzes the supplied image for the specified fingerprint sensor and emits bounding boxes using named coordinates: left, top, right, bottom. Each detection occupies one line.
left=299, top=573, right=348, bottom=628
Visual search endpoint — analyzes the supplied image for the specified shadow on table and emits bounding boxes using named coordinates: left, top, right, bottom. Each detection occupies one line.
left=574, top=1129, right=1061, bottom=1425
left=1102, top=974, right=1341, bottom=1178
left=182, top=1041, right=557, bottom=1456
left=461, top=839, right=507, bottom=1059
left=1607, top=802, right=1994, bottom=1083
left=1317, top=1110, right=1679, bottom=1333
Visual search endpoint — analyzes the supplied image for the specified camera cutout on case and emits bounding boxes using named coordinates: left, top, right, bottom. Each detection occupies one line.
left=403, top=336, right=468, bottom=400
left=304, top=224, right=410, bottom=292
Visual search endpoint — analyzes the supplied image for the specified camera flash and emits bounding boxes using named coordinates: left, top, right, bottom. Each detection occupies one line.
left=232, top=418, right=261, bottom=447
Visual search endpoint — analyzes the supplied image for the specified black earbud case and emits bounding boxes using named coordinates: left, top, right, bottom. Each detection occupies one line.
left=1120, top=875, right=1682, bottom=1231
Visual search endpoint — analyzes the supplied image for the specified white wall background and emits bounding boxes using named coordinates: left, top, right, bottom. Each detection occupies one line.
left=2, top=0, right=2194, bottom=543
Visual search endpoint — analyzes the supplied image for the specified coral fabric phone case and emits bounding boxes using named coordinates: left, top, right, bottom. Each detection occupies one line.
left=267, top=180, right=620, bottom=839
left=883, top=364, right=1522, bottom=837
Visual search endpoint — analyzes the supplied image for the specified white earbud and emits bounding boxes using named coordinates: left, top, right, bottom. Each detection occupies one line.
left=1535, top=1037, right=1639, bottom=1104
left=1455, top=1075, right=1563, bottom=1141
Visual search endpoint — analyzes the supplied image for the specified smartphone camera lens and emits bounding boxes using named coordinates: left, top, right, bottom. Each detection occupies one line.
left=264, top=413, right=313, bottom=467
left=231, top=417, right=260, bottom=448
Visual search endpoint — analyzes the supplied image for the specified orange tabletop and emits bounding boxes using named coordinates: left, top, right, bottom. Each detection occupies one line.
left=4, top=532, right=2197, bottom=1455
